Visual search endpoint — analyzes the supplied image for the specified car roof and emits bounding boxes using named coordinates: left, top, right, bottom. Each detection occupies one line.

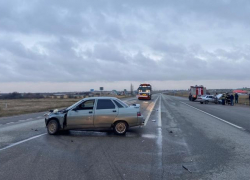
left=81, top=97, right=119, bottom=101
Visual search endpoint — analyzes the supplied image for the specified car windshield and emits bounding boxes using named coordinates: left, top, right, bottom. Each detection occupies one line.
left=66, top=99, right=83, bottom=110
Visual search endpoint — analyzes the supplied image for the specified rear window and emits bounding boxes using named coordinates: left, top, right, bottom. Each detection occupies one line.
left=116, top=99, right=129, bottom=108
left=97, top=99, right=115, bottom=109
left=113, top=100, right=124, bottom=108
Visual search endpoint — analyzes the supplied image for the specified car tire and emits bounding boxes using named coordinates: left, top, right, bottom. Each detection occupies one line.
left=200, top=102, right=203, bottom=104
left=114, top=121, right=128, bottom=135
left=47, top=119, right=59, bottom=135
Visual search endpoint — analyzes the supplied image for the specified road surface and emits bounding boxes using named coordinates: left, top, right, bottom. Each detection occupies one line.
left=0, top=94, right=250, bottom=180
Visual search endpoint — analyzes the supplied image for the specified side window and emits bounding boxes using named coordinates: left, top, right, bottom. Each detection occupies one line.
left=113, top=100, right=124, bottom=108
left=97, top=99, right=115, bottom=109
left=78, top=100, right=95, bottom=110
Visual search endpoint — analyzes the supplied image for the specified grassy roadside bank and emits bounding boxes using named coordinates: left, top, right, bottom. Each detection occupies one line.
left=0, top=95, right=130, bottom=118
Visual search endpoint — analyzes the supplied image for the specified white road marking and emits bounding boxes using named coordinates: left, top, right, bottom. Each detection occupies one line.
left=6, top=122, right=14, bottom=125
left=156, top=94, right=163, bottom=174
left=18, top=120, right=27, bottom=122
left=144, top=95, right=160, bottom=126
left=158, top=94, right=162, bottom=127
left=181, top=102, right=245, bottom=130
left=0, top=133, right=47, bottom=151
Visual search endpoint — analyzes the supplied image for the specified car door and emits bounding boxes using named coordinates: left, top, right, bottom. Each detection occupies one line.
left=66, top=99, right=95, bottom=129
left=208, top=96, right=214, bottom=101
left=94, top=99, right=118, bottom=128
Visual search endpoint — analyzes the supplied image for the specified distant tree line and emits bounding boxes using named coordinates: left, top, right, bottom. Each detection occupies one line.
left=0, top=92, right=44, bottom=99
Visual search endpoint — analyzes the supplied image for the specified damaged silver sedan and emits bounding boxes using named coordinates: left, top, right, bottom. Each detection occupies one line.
left=44, top=97, right=144, bottom=135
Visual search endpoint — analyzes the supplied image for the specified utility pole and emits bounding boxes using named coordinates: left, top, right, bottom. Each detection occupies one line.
left=130, top=83, right=133, bottom=96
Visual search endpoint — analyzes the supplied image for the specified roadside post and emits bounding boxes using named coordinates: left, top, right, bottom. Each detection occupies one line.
left=124, top=89, right=127, bottom=96
left=100, top=87, right=104, bottom=96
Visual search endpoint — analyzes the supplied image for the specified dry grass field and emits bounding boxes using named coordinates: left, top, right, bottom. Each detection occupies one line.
left=0, top=99, right=79, bottom=117
left=0, top=95, right=128, bottom=118
left=238, top=95, right=250, bottom=105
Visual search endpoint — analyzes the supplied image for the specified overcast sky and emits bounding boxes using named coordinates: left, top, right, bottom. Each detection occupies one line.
left=0, top=0, right=250, bottom=93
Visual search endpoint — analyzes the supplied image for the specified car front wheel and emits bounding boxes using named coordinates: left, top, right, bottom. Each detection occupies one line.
left=47, top=120, right=59, bottom=135
left=114, top=121, right=128, bottom=135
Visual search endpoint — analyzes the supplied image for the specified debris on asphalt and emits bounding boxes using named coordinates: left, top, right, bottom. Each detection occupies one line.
left=169, top=131, right=173, bottom=133
left=182, top=165, right=192, bottom=173
left=152, top=120, right=156, bottom=122
left=35, top=129, right=38, bottom=131
left=71, top=140, right=74, bottom=142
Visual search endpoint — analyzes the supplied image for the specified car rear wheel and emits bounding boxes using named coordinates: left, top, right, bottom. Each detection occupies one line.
left=47, top=120, right=59, bottom=135
left=114, top=121, right=127, bottom=135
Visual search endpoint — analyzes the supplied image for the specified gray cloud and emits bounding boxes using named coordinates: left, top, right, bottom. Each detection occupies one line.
left=0, top=0, right=250, bottom=85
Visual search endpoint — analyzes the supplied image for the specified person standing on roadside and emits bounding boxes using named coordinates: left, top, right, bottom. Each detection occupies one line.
left=230, top=94, right=234, bottom=106
left=235, top=93, right=239, bottom=104
left=221, top=94, right=225, bottom=105
left=249, top=94, right=250, bottom=106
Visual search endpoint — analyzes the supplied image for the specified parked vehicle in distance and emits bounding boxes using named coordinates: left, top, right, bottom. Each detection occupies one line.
left=199, top=95, right=216, bottom=104
left=44, top=97, right=144, bottom=135
left=189, top=85, right=206, bottom=101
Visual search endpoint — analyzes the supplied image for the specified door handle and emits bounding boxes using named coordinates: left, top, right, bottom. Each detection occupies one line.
left=89, top=111, right=93, bottom=114
left=113, top=110, right=116, bottom=112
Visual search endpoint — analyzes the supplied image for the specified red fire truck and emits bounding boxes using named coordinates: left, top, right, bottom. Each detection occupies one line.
left=137, top=84, right=152, bottom=100
left=189, top=85, right=206, bottom=101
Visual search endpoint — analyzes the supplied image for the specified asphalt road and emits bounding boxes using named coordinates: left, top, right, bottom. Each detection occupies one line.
left=1, top=94, right=250, bottom=180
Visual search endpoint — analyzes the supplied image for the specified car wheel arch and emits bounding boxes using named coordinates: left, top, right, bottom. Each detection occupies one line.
left=47, top=118, right=61, bottom=129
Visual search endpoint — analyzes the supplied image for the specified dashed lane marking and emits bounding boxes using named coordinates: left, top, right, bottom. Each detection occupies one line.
left=18, top=120, right=27, bottom=122
left=181, top=102, right=245, bottom=130
left=0, top=133, right=47, bottom=152
left=6, top=122, right=14, bottom=124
